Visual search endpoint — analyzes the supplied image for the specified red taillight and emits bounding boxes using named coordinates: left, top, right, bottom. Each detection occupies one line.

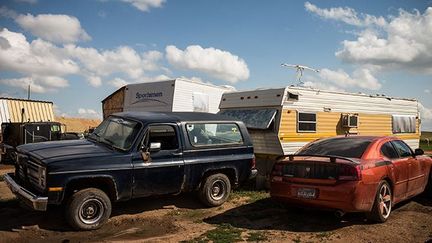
left=338, top=164, right=362, bottom=181
left=251, top=155, right=256, bottom=169
left=272, top=163, right=283, bottom=176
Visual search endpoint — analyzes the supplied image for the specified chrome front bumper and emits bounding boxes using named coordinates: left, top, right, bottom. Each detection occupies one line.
left=3, top=173, right=48, bottom=211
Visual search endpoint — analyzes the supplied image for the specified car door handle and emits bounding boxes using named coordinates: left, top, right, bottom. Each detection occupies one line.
left=172, top=152, right=183, bottom=156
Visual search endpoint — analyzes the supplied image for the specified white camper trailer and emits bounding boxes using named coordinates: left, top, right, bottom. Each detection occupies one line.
left=102, top=78, right=234, bottom=118
left=219, top=86, right=421, bottom=185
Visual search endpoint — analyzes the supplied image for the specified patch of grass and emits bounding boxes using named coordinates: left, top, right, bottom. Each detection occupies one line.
left=0, top=175, right=4, bottom=182
left=314, top=231, right=334, bottom=240
left=186, top=224, right=243, bottom=243
left=246, top=231, right=268, bottom=242
left=167, top=208, right=207, bottom=219
left=230, top=190, right=269, bottom=203
left=420, top=141, right=432, bottom=152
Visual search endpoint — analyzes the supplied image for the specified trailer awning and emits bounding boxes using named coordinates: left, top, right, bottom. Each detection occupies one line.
left=219, top=109, right=277, bottom=129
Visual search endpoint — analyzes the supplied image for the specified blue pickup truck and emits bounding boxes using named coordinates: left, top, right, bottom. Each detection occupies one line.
left=4, top=112, right=257, bottom=230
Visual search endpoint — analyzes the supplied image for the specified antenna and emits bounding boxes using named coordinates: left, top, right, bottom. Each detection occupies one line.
left=281, top=63, right=320, bottom=86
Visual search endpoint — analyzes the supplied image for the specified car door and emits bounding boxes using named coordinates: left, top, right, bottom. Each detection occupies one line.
left=132, top=123, right=185, bottom=198
left=391, top=140, right=424, bottom=198
left=381, top=141, right=409, bottom=202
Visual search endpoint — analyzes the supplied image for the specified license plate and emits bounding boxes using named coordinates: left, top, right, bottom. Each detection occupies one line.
left=297, top=188, right=317, bottom=199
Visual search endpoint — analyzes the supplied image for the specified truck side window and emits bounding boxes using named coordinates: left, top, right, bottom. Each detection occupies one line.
left=148, top=125, right=179, bottom=150
left=186, top=123, right=243, bottom=146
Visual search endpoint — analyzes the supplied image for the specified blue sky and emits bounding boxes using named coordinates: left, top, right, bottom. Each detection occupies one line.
left=0, top=0, right=431, bottom=129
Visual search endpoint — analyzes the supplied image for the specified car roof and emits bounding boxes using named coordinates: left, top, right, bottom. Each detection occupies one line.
left=112, top=111, right=240, bottom=123
left=316, top=135, right=398, bottom=143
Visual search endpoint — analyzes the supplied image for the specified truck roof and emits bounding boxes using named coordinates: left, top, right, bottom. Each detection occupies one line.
left=112, top=111, right=239, bottom=123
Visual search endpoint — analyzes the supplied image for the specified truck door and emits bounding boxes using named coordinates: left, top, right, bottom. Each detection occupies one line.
left=132, top=124, right=185, bottom=197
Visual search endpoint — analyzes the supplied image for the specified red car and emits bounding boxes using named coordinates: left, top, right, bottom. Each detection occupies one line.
left=270, top=136, right=432, bottom=222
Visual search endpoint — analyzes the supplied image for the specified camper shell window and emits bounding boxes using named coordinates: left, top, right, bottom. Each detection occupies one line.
left=297, top=112, right=317, bottom=132
left=186, top=123, right=243, bottom=146
left=392, top=115, right=416, bottom=134
left=218, top=109, right=277, bottom=130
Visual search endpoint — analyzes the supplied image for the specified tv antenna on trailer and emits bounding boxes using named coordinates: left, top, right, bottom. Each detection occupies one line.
left=281, top=63, right=320, bottom=86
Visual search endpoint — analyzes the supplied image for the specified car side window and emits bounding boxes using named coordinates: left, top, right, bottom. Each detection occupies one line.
left=381, top=142, right=399, bottom=159
left=391, top=140, right=412, bottom=158
left=148, top=125, right=179, bottom=151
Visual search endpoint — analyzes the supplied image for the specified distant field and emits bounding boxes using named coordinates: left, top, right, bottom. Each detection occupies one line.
left=421, top=131, right=432, bottom=151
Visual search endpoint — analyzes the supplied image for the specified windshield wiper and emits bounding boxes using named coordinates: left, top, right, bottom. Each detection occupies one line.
left=101, top=137, right=125, bottom=151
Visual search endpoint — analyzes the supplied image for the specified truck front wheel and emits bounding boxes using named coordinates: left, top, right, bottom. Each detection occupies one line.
left=65, top=188, right=112, bottom=230
left=199, top=173, right=231, bottom=207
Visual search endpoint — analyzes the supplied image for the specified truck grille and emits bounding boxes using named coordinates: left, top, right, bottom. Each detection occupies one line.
left=27, top=160, right=41, bottom=187
left=16, top=153, right=45, bottom=191
left=283, top=162, right=338, bottom=179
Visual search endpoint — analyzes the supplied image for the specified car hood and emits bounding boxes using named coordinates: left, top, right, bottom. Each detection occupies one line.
left=17, top=139, right=116, bottom=164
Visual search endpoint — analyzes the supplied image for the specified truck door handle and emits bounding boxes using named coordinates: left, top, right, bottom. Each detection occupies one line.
left=172, top=152, right=183, bottom=156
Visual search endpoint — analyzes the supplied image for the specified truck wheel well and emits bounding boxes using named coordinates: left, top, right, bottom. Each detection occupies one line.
left=200, top=168, right=237, bottom=189
left=64, top=177, right=117, bottom=203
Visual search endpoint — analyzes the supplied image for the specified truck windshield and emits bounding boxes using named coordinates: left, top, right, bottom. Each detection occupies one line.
left=89, top=117, right=141, bottom=151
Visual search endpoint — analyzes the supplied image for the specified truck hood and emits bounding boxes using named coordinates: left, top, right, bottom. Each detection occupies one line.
left=17, top=139, right=115, bottom=164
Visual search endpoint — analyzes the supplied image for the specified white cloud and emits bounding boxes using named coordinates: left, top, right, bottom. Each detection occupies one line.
left=15, top=13, right=91, bottom=44
left=425, top=89, right=431, bottom=94
left=166, top=45, right=250, bottom=83
left=311, top=68, right=382, bottom=90
left=305, top=2, right=387, bottom=27
left=0, top=75, right=68, bottom=93
left=14, top=0, right=37, bottom=4
left=303, top=81, right=345, bottom=92
left=65, top=45, right=163, bottom=79
left=419, top=103, right=432, bottom=131
left=307, top=3, right=432, bottom=75
left=121, top=0, right=165, bottom=12
left=109, top=77, right=129, bottom=88
left=0, top=28, right=79, bottom=77
left=87, top=76, right=102, bottom=87
left=77, top=108, right=101, bottom=119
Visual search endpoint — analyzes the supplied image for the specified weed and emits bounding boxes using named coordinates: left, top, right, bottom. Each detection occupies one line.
left=292, top=235, right=302, bottom=243
left=187, top=224, right=243, bottom=243
left=246, top=231, right=268, bottom=242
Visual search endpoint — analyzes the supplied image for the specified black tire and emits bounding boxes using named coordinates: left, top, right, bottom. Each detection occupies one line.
left=65, top=188, right=112, bottom=230
left=366, top=180, right=392, bottom=223
left=199, top=173, right=231, bottom=207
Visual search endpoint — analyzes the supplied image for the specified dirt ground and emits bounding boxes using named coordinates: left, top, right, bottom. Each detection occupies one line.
left=0, top=166, right=431, bottom=243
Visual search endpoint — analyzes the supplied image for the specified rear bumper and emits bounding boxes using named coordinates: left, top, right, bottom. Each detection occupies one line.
left=270, top=179, right=375, bottom=213
left=3, top=173, right=48, bottom=211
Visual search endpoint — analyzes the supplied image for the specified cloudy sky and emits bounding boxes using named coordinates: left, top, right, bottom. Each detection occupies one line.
left=0, top=0, right=431, bottom=129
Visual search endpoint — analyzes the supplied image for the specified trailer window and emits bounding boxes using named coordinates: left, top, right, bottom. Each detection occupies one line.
left=186, top=123, right=243, bottom=146
left=392, top=115, right=416, bottom=134
left=297, top=112, right=316, bottom=132
left=218, top=109, right=277, bottom=130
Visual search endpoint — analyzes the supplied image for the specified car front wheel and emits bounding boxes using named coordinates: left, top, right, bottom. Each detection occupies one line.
left=367, top=180, right=392, bottom=223
left=65, top=188, right=112, bottom=230
left=199, top=173, right=231, bottom=207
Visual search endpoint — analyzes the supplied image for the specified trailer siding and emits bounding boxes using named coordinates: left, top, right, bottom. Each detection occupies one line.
left=0, top=98, right=55, bottom=129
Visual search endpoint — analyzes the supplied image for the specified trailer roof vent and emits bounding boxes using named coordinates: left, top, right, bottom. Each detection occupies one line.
left=287, top=92, right=299, bottom=101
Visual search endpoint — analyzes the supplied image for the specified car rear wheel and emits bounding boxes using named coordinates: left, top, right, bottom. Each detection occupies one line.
left=65, top=188, right=112, bottom=230
left=367, top=180, right=392, bottom=223
left=199, top=173, right=231, bottom=207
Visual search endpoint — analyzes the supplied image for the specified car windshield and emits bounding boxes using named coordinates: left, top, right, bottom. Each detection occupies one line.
left=89, top=116, right=141, bottom=151
left=297, top=137, right=372, bottom=159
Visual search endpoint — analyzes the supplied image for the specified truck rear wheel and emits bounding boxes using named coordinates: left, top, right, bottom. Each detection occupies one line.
left=65, top=188, right=112, bottom=230
left=199, top=173, right=231, bottom=207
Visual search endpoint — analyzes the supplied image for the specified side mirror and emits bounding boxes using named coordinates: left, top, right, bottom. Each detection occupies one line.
left=149, top=142, right=161, bottom=152
left=414, top=148, right=424, bottom=156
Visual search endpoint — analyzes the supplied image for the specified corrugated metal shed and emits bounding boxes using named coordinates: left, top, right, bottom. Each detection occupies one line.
left=0, top=98, right=55, bottom=127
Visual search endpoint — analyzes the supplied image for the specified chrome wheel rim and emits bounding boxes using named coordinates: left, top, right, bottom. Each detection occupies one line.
left=210, top=179, right=226, bottom=201
left=379, top=184, right=392, bottom=219
left=79, top=198, right=104, bottom=225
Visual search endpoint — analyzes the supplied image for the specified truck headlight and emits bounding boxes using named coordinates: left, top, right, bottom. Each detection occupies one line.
left=39, top=167, right=46, bottom=189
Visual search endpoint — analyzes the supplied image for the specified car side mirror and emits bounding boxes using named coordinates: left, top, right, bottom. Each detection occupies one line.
left=414, top=148, right=424, bottom=156
left=149, top=142, right=161, bottom=152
